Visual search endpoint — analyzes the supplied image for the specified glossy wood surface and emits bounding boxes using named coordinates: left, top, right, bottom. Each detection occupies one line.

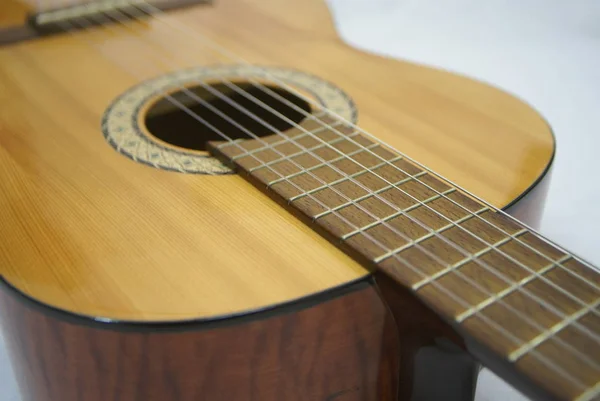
left=211, top=113, right=600, bottom=400
left=0, top=0, right=555, bottom=322
left=0, top=280, right=400, bottom=401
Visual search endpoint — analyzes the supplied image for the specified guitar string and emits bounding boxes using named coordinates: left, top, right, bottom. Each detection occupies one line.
left=90, top=4, right=600, bottom=345
left=83, top=4, right=600, bottom=351
left=50, top=0, right=600, bottom=312
left=38, top=0, right=600, bottom=388
left=55, top=4, right=600, bottom=376
left=128, top=0, right=600, bottom=294
left=45, top=1, right=600, bottom=380
left=51, top=13, right=592, bottom=389
left=63, top=0, right=600, bottom=368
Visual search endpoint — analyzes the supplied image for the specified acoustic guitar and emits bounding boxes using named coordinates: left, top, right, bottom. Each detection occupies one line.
left=0, top=1, right=598, bottom=400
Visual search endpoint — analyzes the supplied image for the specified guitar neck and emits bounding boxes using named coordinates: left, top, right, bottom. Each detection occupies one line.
left=209, top=114, right=600, bottom=400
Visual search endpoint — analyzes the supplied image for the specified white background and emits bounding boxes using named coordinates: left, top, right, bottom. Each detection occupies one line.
left=1, top=0, right=599, bottom=400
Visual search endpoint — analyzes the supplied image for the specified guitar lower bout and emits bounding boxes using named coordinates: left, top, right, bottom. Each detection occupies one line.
left=0, top=0, right=565, bottom=400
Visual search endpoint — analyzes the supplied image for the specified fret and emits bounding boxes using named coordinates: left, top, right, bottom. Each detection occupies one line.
left=514, top=313, right=600, bottom=401
left=207, top=119, right=600, bottom=401
left=411, top=213, right=506, bottom=289
left=343, top=188, right=463, bottom=241
left=515, top=352, right=591, bottom=400
left=284, top=172, right=324, bottom=194
left=544, top=262, right=600, bottom=304
left=497, top=234, right=558, bottom=271
left=509, top=298, right=600, bottom=362
left=458, top=277, right=600, bottom=380
left=355, top=189, right=454, bottom=256
left=214, top=111, right=330, bottom=149
left=371, top=202, right=479, bottom=266
left=462, top=295, right=558, bottom=356
left=378, top=239, right=454, bottom=288
left=230, top=123, right=352, bottom=159
left=246, top=129, right=357, bottom=171
left=266, top=143, right=379, bottom=187
left=233, top=126, right=358, bottom=169
left=293, top=154, right=396, bottom=202
left=514, top=231, right=567, bottom=260
left=455, top=255, right=571, bottom=322
left=407, top=195, right=478, bottom=230
left=552, top=312, right=600, bottom=367
left=579, top=384, right=600, bottom=401
left=415, top=221, right=589, bottom=321
left=338, top=188, right=462, bottom=255
left=443, top=191, right=484, bottom=212
left=563, top=258, right=600, bottom=289
left=312, top=170, right=427, bottom=220
left=287, top=155, right=398, bottom=205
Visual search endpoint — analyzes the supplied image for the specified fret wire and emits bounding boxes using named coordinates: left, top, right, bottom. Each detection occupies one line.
left=285, top=155, right=401, bottom=201
left=232, top=120, right=341, bottom=159
left=213, top=84, right=597, bottom=353
left=410, top=207, right=497, bottom=289
left=69, top=7, right=600, bottom=387
left=509, top=298, right=600, bottom=362
left=215, top=128, right=593, bottom=374
left=246, top=129, right=356, bottom=170
left=234, top=74, right=600, bottom=296
left=200, top=68, right=600, bottom=355
left=457, top=254, right=574, bottom=322
left=214, top=78, right=600, bottom=324
left=312, top=170, right=429, bottom=220
left=578, top=381, right=600, bottom=401
left=342, top=188, right=458, bottom=240
left=207, top=50, right=600, bottom=349
left=371, top=199, right=480, bottom=262
left=94, top=5, right=599, bottom=391
left=264, top=142, right=380, bottom=186
left=201, top=73, right=543, bottom=318
left=122, top=0, right=600, bottom=335
left=120, top=2, right=600, bottom=344
left=132, top=4, right=600, bottom=363
left=216, top=137, right=243, bottom=149
left=95, top=10, right=600, bottom=333
left=232, top=117, right=342, bottom=160
left=443, top=247, right=600, bottom=371
left=447, top=248, right=600, bottom=371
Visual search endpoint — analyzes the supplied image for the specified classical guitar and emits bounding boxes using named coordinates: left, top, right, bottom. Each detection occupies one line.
left=0, top=1, right=598, bottom=400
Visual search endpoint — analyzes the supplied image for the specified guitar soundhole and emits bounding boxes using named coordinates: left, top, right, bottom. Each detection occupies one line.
left=144, top=82, right=312, bottom=151
left=102, top=66, right=356, bottom=174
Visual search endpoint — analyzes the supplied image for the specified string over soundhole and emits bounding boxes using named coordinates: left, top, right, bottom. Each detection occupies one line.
left=101, top=65, right=357, bottom=174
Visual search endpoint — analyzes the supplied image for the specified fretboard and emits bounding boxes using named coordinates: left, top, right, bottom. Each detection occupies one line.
left=208, top=114, right=600, bottom=401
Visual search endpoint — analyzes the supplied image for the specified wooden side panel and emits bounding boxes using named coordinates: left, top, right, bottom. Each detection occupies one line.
left=0, top=282, right=399, bottom=401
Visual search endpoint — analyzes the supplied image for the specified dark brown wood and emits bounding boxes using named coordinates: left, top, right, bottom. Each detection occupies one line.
left=0, top=25, right=37, bottom=45
left=208, top=114, right=600, bottom=401
left=375, top=272, right=477, bottom=400
left=0, top=280, right=400, bottom=401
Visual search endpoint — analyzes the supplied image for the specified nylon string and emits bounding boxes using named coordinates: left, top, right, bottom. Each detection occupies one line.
left=98, top=1, right=600, bottom=345
left=31, top=0, right=600, bottom=391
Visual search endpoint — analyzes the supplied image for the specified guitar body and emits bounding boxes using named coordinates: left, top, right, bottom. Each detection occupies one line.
left=0, top=0, right=557, bottom=400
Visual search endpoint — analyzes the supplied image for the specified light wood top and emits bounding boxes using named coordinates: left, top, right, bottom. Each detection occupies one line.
left=0, top=0, right=554, bottom=321
left=212, top=106, right=598, bottom=401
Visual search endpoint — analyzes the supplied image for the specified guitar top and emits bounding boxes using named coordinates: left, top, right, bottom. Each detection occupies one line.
left=0, top=0, right=555, bottom=320
left=1, top=1, right=597, bottom=401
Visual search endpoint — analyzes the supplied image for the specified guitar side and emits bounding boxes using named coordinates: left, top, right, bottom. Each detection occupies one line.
left=0, top=0, right=556, bottom=400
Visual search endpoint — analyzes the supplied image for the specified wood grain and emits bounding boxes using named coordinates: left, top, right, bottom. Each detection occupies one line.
left=0, top=0, right=555, bottom=321
left=210, top=113, right=599, bottom=400
left=0, top=0, right=589, bottom=399
left=0, top=280, right=400, bottom=401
